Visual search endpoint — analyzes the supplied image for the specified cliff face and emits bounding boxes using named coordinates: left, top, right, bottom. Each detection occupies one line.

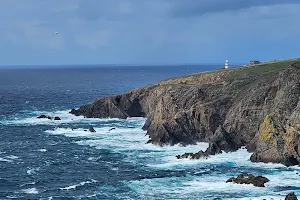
left=71, top=59, right=300, bottom=166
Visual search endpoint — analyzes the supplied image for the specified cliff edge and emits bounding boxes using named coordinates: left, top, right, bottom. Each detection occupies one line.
left=71, top=59, right=300, bottom=166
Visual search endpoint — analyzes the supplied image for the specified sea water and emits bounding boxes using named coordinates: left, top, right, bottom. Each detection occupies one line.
left=0, top=65, right=299, bottom=200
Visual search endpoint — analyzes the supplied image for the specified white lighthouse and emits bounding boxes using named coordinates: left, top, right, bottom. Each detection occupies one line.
left=224, top=60, right=229, bottom=69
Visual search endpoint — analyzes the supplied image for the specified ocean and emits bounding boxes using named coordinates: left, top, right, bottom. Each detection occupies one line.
left=0, top=65, right=299, bottom=200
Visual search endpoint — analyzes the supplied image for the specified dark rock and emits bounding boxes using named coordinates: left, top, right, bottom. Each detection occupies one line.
left=285, top=192, right=298, bottom=200
left=37, top=115, right=51, bottom=120
left=89, top=127, right=96, bottom=133
left=84, top=130, right=87, bottom=132
left=176, top=150, right=209, bottom=159
left=206, top=125, right=239, bottom=155
left=54, top=117, right=61, bottom=120
left=226, top=173, right=269, bottom=187
left=109, top=128, right=116, bottom=131
left=70, top=108, right=76, bottom=114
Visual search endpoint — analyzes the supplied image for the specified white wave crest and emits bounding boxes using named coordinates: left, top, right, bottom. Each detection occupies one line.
left=21, top=188, right=39, bottom=194
left=1, top=110, right=124, bottom=126
left=60, top=179, right=97, bottom=190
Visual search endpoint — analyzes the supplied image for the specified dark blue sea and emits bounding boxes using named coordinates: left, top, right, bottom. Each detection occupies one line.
left=0, top=65, right=299, bottom=200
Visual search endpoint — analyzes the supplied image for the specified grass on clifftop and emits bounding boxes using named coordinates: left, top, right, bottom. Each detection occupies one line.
left=224, top=58, right=300, bottom=81
left=161, top=58, right=300, bottom=85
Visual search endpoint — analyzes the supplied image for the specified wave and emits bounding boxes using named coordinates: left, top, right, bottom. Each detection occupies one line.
left=0, top=155, right=20, bottom=163
left=21, top=188, right=39, bottom=194
left=59, top=179, right=97, bottom=191
left=4, top=109, right=300, bottom=199
left=27, top=167, right=40, bottom=175
left=0, top=110, right=124, bottom=126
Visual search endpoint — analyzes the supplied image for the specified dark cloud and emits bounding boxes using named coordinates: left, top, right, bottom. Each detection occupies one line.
left=170, top=0, right=300, bottom=17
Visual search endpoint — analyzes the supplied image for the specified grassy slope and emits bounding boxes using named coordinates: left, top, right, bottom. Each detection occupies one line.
left=160, top=58, right=300, bottom=86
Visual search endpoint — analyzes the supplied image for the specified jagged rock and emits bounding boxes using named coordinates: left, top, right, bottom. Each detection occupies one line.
left=89, top=127, right=96, bottom=133
left=70, top=108, right=76, bottom=114
left=37, top=115, right=51, bottom=120
left=250, top=114, right=300, bottom=166
left=70, top=60, right=300, bottom=166
left=54, top=117, right=61, bottom=120
left=285, top=192, right=298, bottom=200
left=206, top=125, right=239, bottom=155
left=226, top=173, right=269, bottom=187
left=176, top=150, right=209, bottom=159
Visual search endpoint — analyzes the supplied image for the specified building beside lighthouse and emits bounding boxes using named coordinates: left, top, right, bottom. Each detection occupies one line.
left=224, top=60, right=229, bottom=69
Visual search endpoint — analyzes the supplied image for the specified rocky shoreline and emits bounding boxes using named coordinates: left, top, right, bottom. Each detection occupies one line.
left=70, top=59, right=300, bottom=167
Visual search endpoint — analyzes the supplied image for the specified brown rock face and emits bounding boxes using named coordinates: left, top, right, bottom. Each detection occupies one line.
left=70, top=60, right=300, bottom=166
left=226, top=173, right=269, bottom=187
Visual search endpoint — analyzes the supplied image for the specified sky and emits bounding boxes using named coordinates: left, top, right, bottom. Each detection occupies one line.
left=0, top=0, right=300, bottom=66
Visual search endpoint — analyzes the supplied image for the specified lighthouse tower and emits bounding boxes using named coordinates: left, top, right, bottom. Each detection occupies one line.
left=224, top=60, right=229, bottom=69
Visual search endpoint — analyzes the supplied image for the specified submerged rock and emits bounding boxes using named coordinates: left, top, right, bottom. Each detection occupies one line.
left=226, top=173, right=269, bottom=187
left=285, top=192, right=298, bottom=200
left=37, top=115, right=51, bottom=120
left=54, top=116, right=61, bottom=120
left=109, top=128, right=116, bottom=131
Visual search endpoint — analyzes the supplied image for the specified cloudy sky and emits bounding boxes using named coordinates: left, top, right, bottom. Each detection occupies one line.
left=0, top=0, right=299, bottom=66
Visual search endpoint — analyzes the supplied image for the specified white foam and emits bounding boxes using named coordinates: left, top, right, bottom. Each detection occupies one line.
left=0, top=155, right=20, bottom=163
left=6, top=155, right=19, bottom=160
left=38, top=149, right=47, bottom=152
left=0, top=157, right=13, bottom=162
left=127, top=175, right=292, bottom=200
left=27, top=167, right=40, bottom=175
left=1, top=110, right=122, bottom=126
left=60, top=179, right=97, bottom=190
left=12, top=110, right=299, bottom=199
left=21, top=188, right=39, bottom=194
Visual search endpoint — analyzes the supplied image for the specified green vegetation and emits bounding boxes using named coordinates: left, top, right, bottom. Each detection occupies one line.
left=224, top=58, right=300, bottom=82
left=161, top=58, right=300, bottom=85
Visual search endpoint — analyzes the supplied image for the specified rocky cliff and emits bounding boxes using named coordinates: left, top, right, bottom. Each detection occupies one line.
left=70, top=59, right=300, bottom=166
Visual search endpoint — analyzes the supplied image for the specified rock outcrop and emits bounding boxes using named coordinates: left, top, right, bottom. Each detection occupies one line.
left=285, top=192, right=298, bottom=200
left=226, top=173, right=269, bottom=187
left=37, top=115, right=51, bottom=120
left=54, top=116, right=61, bottom=120
left=70, top=59, right=300, bottom=166
left=89, top=127, right=96, bottom=133
left=176, top=150, right=209, bottom=159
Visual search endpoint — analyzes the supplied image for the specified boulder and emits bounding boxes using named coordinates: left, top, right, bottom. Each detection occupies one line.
left=89, top=127, right=96, bottom=133
left=37, top=115, right=51, bottom=120
left=285, top=192, right=298, bottom=200
left=54, top=117, right=61, bottom=120
left=226, top=173, right=269, bottom=187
